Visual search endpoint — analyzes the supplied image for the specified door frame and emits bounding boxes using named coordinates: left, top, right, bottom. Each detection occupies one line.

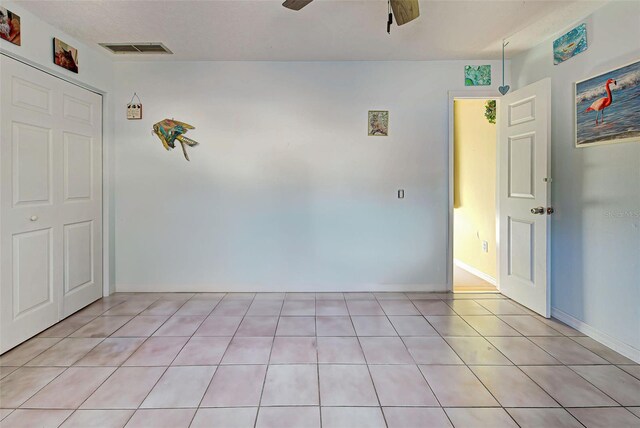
left=447, top=90, right=501, bottom=293
left=0, top=49, right=111, bottom=298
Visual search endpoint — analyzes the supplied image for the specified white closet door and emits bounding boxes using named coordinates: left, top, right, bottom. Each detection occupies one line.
left=0, top=57, right=60, bottom=353
left=58, top=69, right=103, bottom=318
left=0, top=56, right=102, bottom=353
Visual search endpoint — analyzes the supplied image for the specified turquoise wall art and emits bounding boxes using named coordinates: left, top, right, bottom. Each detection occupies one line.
left=464, top=65, right=491, bottom=86
left=553, top=23, right=587, bottom=65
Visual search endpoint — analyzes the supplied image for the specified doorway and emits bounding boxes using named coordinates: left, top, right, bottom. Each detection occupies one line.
left=452, top=98, right=498, bottom=293
left=448, top=80, right=551, bottom=314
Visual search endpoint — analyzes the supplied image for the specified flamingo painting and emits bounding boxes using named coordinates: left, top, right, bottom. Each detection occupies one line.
left=575, top=60, right=640, bottom=147
left=585, top=78, right=616, bottom=124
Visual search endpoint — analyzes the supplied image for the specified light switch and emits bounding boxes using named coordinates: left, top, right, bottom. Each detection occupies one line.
left=398, top=189, right=404, bottom=199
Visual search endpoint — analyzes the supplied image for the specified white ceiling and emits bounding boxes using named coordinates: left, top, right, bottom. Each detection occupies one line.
left=17, top=0, right=607, bottom=61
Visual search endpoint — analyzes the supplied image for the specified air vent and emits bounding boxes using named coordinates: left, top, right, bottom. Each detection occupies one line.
left=99, top=43, right=173, bottom=54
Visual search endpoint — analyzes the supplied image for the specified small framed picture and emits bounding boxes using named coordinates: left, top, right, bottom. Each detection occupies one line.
left=464, top=65, right=491, bottom=86
left=53, top=38, right=78, bottom=73
left=575, top=60, right=640, bottom=147
left=368, top=110, right=389, bottom=136
left=553, top=23, right=587, bottom=65
left=0, top=6, right=21, bottom=46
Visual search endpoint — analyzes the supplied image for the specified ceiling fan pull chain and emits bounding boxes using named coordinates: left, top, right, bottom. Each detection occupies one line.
left=387, top=0, right=393, bottom=34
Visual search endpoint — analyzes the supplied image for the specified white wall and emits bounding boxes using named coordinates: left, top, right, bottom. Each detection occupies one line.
left=0, top=1, right=112, bottom=90
left=114, top=60, right=507, bottom=292
left=0, top=1, right=116, bottom=294
left=512, top=1, right=640, bottom=357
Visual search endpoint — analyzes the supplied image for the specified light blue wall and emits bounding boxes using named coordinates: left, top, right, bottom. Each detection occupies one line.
left=512, top=1, right=640, bottom=352
left=113, top=60, right=508, bottom=292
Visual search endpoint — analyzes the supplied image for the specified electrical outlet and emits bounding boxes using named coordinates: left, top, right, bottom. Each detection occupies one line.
left=482, top=241, right=489, bottom=253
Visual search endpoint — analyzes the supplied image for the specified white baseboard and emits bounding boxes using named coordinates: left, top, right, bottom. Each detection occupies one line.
left=115, top=283, right=448, bottom=293
left=454, top=259, right=496, bottom=286
left=551, top=307, right=640, bottom=364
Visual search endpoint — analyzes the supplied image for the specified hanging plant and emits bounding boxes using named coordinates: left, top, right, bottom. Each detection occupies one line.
left=484, top=100, right=496, bottom=124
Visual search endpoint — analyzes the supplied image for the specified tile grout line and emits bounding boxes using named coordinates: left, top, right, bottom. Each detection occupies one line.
left=116, top=293, right=222, bottom=428
left=2, top=298, right=132, bottom=414
left=80, top=295, right=193, bottom=428
left=452, top=300, right=579, bottom=426
left=399, top=292, right=456, bottom=428
left=443, top=295, right=608, bottom=426
left=253, top=292, right=276, bottom=428
left=185, top=292, right=231, bottom=427
left=444, top=294, right=632, bottom=425
left=423, top=298, right=517, bottom=423
left=3, top=299, right=132, bottom=424
left=411, top=294, right=590, bottom=427
left=346, top=298, right=389, bottom=428
left=314, top=301, right=323, bottom=428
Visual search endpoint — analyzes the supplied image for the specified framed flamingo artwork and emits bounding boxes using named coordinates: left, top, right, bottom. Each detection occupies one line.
left=575, top=60, right=640, bottom=147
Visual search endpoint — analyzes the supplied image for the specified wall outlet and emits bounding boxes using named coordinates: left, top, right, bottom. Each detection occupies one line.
left=482, top=241, right=489, bottom=253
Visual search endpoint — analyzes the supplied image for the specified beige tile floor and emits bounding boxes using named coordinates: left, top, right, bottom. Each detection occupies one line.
left=453, top=266, right=498, bottom=293
left=1, top=292, right=639, bottom=428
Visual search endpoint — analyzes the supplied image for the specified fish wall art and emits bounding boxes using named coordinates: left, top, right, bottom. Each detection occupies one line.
left=152, top=119, right=200, bottom=161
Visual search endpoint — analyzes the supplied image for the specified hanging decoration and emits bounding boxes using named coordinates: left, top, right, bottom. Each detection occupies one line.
left=152, top=119, right=200, bottom=161
left=499, top=39, right=510, bottom=95
left=126, top=93, right=143, bottom=120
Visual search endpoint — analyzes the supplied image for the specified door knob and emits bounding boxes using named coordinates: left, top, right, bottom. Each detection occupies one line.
left=530, top=207, right=545, bottom=215
left=30, top=215, right=38, bottom=221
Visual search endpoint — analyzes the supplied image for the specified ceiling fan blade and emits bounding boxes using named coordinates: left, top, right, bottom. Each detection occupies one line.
left=390, top=0, right=420, bottom=25
left=282, top=0, right=314, bottom=11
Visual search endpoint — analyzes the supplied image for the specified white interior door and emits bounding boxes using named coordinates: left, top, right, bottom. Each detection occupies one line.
left=0, top=58, right=60, bottom=352
left=498, top=78, right=551, bottom=317
left=0, top=56, right=102, bottom=353
left=58, top=70, right=103, bottom=318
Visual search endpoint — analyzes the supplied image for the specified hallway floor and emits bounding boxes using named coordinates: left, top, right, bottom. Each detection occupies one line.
left=453, top=265, right=498, bottom=293
left=0, top=292, right=639, bottom=428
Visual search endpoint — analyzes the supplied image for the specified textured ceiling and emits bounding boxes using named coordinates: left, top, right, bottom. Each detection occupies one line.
left=17, top=0, right=607, bottom=61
